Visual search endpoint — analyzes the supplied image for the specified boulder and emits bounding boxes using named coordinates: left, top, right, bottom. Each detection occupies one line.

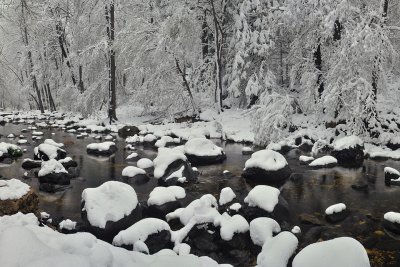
left=0, top=180, right=39, bottom=215
left=22, top=159, right=42, bottom=170
left=86, top=142, right=117, bottom=156
left=331, top=136, right=364, bottom=167
left=118, top=125, right=140, bottom=138
left=184, top=138, right=226, bottom=165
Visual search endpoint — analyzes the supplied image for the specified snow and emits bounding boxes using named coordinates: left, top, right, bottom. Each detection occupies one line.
left=0, top=179, right=30, bottom=200
left=333, top=135, right=363, bottom=151
left=32, top=131, right=43, bottom=136
left=0, top=142, right=21, bottom=153
left=384, top=212, right=400, bottom=224
left=218, top=213, right=249, bottom=241
left=257, top=232, right=298, bottom=267
left=7, top=134, right=15, bottom=138
left=86, top=141, right=115, bottom=151
left=309, top=156, right=337, bottom=167
left=184, top=138, right=224, bottom=157
left=38, top=159, right=68, bottom=177
left=244, top=149, right=288, bottom=171
left=137, top=158, right=154, bottom=169
left=249, top=217, right=281, bottom=246
left=155, top=136, right=174, bottom=148
left=291, top=226, right=301, bottom=234
left=153, top=147, right=187, bottom=179
left=133, top=240, right=149, bottom=254
left=266, top=142, right=282, bottom=151
left=219, top=187, right=236, bottom=205
left=292, top=237, right=370, bottom=267
left=299, top=155, right=314, bottom=162
left=244, top=185, right=280, bottom=213
left=147, top=186, right=186, bottom=206
left=81, top=181, right=139, bottom=228
left=17, top=139, right=28, bottom=144
left=325, top=203, right=346, bottom=215
left=58, top=157, right=73, bottom=164
left=176, top=243, right=191, bottom=256
left=364, top=143, right=400, bottom=160
left=113, top=218, right=171, bottom=246
left=0, top=213, right=39, bottom=232
left=242, top=147, right=252, bottom=152
left=229, top=203, right=241, bottom=211
left=43, top=139, right=64, bottom=148
left=122, top=166, right=146, bottom=177
left=384, top=167, right=400, bottom=176
left=126, top=135, right=142, bottom=144
left=59, top=219, right=77, bottom=231
left=126, top=153, right=138, bottom=160
left=35, top=144, right=65, bottom=160
left=144, top=134, right=157, bottom=143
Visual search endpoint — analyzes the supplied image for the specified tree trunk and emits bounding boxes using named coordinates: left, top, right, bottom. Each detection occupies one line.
left=175, top=58, right=198, bottom=115
left=78, top=65, right=85, bottom=93
left=314, top=43, right=324, bottom=98
left=47, top=84, right=56, bottom=112
left=210, top=0, right=223, bottom=113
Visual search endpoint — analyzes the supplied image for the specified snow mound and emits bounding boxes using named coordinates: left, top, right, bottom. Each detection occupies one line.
left=43, top=139, right=64, bottom=148
left=299, top=155, right=314, bottom=162
left=0, top=212, right=39, bottom=233
left=122, top=166, right=146, bottom=177
left=325, top=203, right=346, bottom=215
left=384, top=212, right=400, bottom=224
left=244, top=150, right=288, bottom=171
left=113, top=218, right=171, bottom=246
left=126, top=152, right=138, bottom=160
left=144, top=134, right=157, bottom=143
left=292, top=237, right=370, bottom=267
left=184, top=138, right=224, bottom=157
left=148, top=186, right=186, bottom=206
left=35, top=144, right=65, bottom=160
left=0, top=142, right=21, bottom=154
left=155, top=136, right=174, bottom=148
left=384, top=167, right=400, bottom=176
left=59, top=219, right=77, bottom=231
left=219, top=187, right=236, bottom=206
left=0, top=179, right=30, bottom=200
left=291, top=226, right=301, bottom=234
left=244, top=185, right=280, bottom=213
left=218, top=213, right=249, bottom=241
left=333, top=135, right=363, bottom=151
left=250, top=217, right=281, bottom=246
left=229, top=203, right=241, bottom=211
left=257, top=232, right=298, bottom=267
left=126, top=135, right=142, bottom=144
left=86, top=141, right=115, bottom=151
left=309, top=156, right=337, bottom=167
left=137, top=158, right=154, bottom=169
left=81, top=181, right=138, bottom=228
left=153, top=147, right=187, bottom=179
left=38, top=159, right=68, bottom=177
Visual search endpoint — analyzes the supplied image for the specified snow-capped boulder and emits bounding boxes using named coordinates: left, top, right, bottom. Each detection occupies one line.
left=155, top=136, right=175, bottom=148
left=0, top=142, right=23, bottom=162
left=21, top=158, right=42, bottom=170
left=81, top=181, right=142, bottom=242
left=43, top=139, right=64, bottom=148
left=299, top=155, right=314, bottom=164
left=383, top=211, right=400, bottom=234
left=219, top=187, right=236, bottom=206
left=126, top=152, right=139, bottom=160
left=125, top=134, right=143, bottom=144
left=331, top=135, right=364, bottom=166
left=153, top=147, right=197, bottom=186
left=143, top=134, right=157, bottom=145
left=309, top=155, right=337, bottom=168
left=325, top=203, right=349, bottom=223
left=145, top=186, right=186, bottom=219
left=184, top=138, right=226, bottom=165
left=384, top=167, right=400, bottom=186
left=257, top=232, right=298, bottom=267
left=241, top=185, right=289, bottom=223
left=34, top=143, right=67, bottom=161
left=118, top=125, right=139, bottom=138
left=59, top=219, right=78, bottom=234
left=38, top=159, right=71, bottom=192
left=292, top=237, right=370, bottom=267
left=58, top=157, right=78, bottom=169
left=122, top=166, right=149, bottom=185
left=242, top=146, right=253, bottom=155
left=0, top=179, right=39, bottom=215
left=137, top=158, right=154, bottom=169
left=86, top=141, right=117, bottom=156
left=242, top=149, right=291, bottom=185
left=113, top=218, right=172, bottom=254
left=249, top=217, right=281, bottom=246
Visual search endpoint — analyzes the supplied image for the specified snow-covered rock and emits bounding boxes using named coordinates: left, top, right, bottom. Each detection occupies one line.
left=325, top=203, right=349, bottom=223
left=137, top=158, right=154, bottom=169
left=34, top=143, right=67, bottom=161
left=242, top=149, right=291, bottom=184
left=383, top=211, right=400, bottom=234
left=331, top=135, right=364, bottom=166
left=146, top=186, right=186, bottom=219
left=299, top=155, right=314, bottom=164
left=37, top=159, right=71, bottom=192
left=43, top=139, right=64, bottom=148
left=155, top=136, right=175, bottom=148
left=126, top=152, right=139, bottom=160
left=122, top=166, right=146, bottom=177
left=309, top=155, right=337, bottom=168
left=0, top=180, right=38, bottom=215
left=256, top=232, right=298, bottom=267
left=59, top=219, right=77, bottom=232
left=86, top=141, right=117, bottom=156
left=0, top=179, right=30, bottom=201
left=244, top=185, right=280, bottom=213
left=242, top=146, right=253, bottom=155
left=292, top=237, right=370, bottom=267
left=249, top=217, right=281, bottom=246
left=81, top=181, right=142, bottom=241
left=184, top=138, right=226, bottom=165
left=219, top=187, right=236, bottom=206
left=384, top=167, right=400, bottom=186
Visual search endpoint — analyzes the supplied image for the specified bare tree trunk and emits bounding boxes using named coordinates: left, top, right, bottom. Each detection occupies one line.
left=314, top=43, right=324, bottom=98
left=78, top=65, right=85, bottom=93
left=47, top=84, right=56, bottom=112
left=210, top=0, right=223, bottom=113
left=175, top=58, right=198, bottom=115
left=21, top=0, right=44, bottom=113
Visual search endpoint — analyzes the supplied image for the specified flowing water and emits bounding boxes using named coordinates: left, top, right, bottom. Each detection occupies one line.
left=1, top=122, right=400, bottom=266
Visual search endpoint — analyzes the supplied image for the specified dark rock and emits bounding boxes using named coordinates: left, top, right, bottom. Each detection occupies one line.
left=144, top=201, right=182, bottom=219
left=38, top=172, right=71, bottom=185
left=331, top=144, right=364, bottom=167
left=186, top=153, right=227, bottom=166
left=39, top=183, right=71, bottom=193
left=351, top=182, right=369, bottom=191
left=383, top=219, right=400, bottom=235
left=385, top=170, right=400, bottom=186
left=118, top=126, right=140, bottom=138
left=185, top=223, right=219, bottom=253
left=144, top=230, right=173, bottom=254
left=325, top=209, right=350, bottom=223
left=158, top=159, right=197, bottom=186
left=22, top=159, right=42, bottom=170
left=299, top=213, right=323, bottom=226
left=123, top=174, right=150, bottom=186
left=242, top=165, right=291, bottom=186
left=240, top=195, right=290, bottom=224
left=34, top=147, right=67, bottom=161
left=61, top=160, right=78, bottom=169
left=0, top=189, right=39, bottom=216
left=86, top=144, right=117, bottom=157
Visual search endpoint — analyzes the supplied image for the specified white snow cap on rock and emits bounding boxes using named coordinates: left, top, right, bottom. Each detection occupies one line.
left=137, top=158, right=154, bottom=169
left=244, top=185, right=280, bottom=213
left=384, top=167, right=400, bottom=176
left=0, top=142, right=21, bottom=153
left=38, top=159, right=68, bottom=177
left=309, top=156, right=337, bottom=167
left=81, top=181, right=138, bottom=228
left=144, top=134, right=157, bottom=143
left=219, top=187, right=236, bottom=206
left=257, top=232, right=298, bottom=267
left=184, top=138, right=224, bottom=157
left=0, top=179, right=30, bottom=200
left=59, top=219, right=77, bottom=231
left=333, top=135, right=364, bottom=151
left=44, top=139, right=64, bottom=148
left=291, top=226, right=301, bottom=234
left=325, top=203, right=346, bottom=215
left=218, top=213, right=249, bottom=241
left=292, top=237, right=370, bottom=267
left=153, top=147, right=187, bottom=179
left=122, top=166, right=146, bottom=177
left=35, top=143, right=65, bottom=160
left=155, top=136, right=174, bottom=148
left=229, top=203, right=241, bottom=211
left=250, top=217, right=281, bottom=246
left=126, top=152, right=138, bottom=160
left=113, top=218, right=171, bottom=246
left=384, top=212, right=400, bottom=224
left=86, top=141, right=115, bottom=151
left=147, top=186, right=186, bottom=206
left=299, top=155, right=314, bottom=162
left=244, top=149, right=288, bottom=171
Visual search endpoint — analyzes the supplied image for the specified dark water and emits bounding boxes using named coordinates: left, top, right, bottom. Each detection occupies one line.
left=1, top=122, right=400, bottom=265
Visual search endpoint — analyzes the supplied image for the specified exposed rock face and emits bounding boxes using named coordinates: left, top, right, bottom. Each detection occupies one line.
left=186, top=153, right=227, bottom=166
left=242, top=165, right=291, bottom=186
left=0, top=189, right=39, bottom=216
left=158, top=159, right=197, bottom=186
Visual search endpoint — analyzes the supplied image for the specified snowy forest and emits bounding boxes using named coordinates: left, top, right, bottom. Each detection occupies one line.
left=1, top=0, right=400, bottom=267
